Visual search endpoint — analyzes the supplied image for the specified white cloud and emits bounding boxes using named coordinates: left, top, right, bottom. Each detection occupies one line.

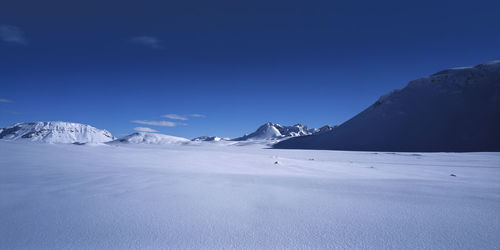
left=161, top=113, right=206, bottom=121
left=133, top=127, right=158, bottom=132
left=162, top=114, right=189, bottom=120
left=0, top=98, right=12, bottom=103
left=0, top=25, right=27, bottom=44
left=130, top=36, right=163, bottom=49
left=131, top=120, right=179, bottom=127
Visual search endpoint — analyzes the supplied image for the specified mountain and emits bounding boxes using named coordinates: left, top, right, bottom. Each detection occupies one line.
left=192, top=136, right=228, bottom=142
left=0, top=121, right=114, bottom=144
left=112, top=132, right=190, bottom=144
left=308, top=125, right=336, bottom=134
left=274, top=61, right=500, bottom=152
left=232, top=122, right=333, bottom=141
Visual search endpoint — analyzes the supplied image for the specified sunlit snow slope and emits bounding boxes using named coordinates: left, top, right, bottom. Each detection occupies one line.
left=0, top=121, right=114, bottom=144
left=111, top=132, right=190, bottom=144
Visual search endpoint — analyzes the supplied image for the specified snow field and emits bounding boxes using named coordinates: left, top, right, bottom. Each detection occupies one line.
left=1, top=141, right=499, bottom=249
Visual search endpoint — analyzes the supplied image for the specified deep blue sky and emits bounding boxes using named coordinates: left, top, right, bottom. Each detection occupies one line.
left=1, top=0, right=499, bottom=138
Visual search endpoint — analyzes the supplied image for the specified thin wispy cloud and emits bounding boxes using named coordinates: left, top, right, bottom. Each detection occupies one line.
left=0, top=25, right=27, bottom=44
left=130, top=36, right=163, bottom=49
left=134, top=127, right=158, bottom=132
left=162, top=114, right=189, bottom=121
left=162, top=113, right=206, bottom=120
left=132, top=120, right=179, bottom=127
left=0, top=98, right=13, bottom=103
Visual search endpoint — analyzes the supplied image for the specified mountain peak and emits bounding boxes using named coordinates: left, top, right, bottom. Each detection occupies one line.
left=232, top=122, right=333, bottom=141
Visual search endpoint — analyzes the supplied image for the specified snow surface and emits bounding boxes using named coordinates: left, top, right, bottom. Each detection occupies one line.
left=0, top=121, right=114, bottom=144
left=1, top=140, right=499, bottom=249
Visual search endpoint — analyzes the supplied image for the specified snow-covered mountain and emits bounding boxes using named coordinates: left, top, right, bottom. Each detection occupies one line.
left=275, top=61, right=500, bottom=152
left=112, top=132, right=190, bottom=144
left=232, top=122, right=334, bottom=141
left=0, top=121, right=114, bottom=144
left=308, top=125, right=336, bottom=135
left=192, top=136, right=228, bottom=142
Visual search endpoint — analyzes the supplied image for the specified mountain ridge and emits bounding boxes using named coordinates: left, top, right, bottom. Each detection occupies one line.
left=231, top=122, right=334, bottom=141
left=0, top=121, right=114, bottom=144
left=274, top=60, right=500, bottom=152
left=110, top=132, right=190, bottom=145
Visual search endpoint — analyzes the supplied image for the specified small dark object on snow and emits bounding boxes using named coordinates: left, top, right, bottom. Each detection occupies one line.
left=450, top=174, right=456, bottom=177
left=308, top=158, right=314, bottom=161
left=274, top=161, right=279, bottom=165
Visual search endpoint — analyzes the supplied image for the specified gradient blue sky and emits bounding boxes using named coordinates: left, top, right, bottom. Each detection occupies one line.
left=1, top=0, right=499, bottom=139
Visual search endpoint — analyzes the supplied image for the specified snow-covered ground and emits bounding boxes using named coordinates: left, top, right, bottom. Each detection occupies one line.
left=1, top=141, right=499, bottom=249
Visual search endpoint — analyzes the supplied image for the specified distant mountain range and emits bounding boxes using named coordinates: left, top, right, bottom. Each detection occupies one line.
left=274, top=60, right=500, bottom=152
left=0, top=121, right=329, bottom=145
left=191, top=136, right=228, bottom=142
left=231, top=122, right=334, bottom=141
left=2, top=61, right=499, bottom=151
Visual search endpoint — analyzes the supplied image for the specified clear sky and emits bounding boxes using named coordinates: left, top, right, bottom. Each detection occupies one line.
left=1, top=0, right=499, bottom=139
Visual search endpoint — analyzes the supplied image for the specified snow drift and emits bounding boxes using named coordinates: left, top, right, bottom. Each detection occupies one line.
left=275, top=61, right=500, bottom=152
left=0, top=121, right=114, bottom=144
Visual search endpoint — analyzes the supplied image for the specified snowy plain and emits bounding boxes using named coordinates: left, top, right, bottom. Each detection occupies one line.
left=1, top=140, right=499, bottom=249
